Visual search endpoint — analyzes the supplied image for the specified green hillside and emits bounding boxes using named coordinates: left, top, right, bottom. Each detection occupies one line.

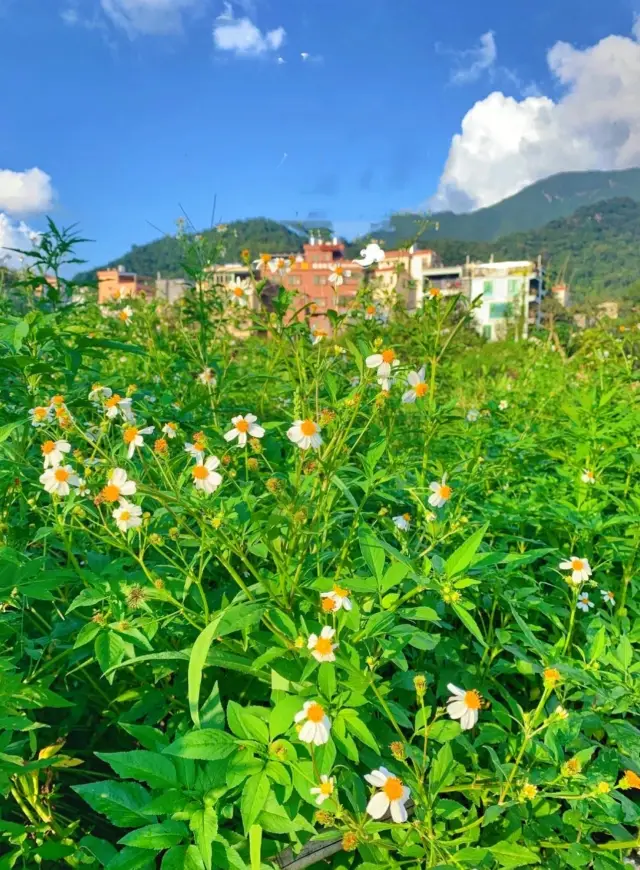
left=373, top=168, right=640, bottom=243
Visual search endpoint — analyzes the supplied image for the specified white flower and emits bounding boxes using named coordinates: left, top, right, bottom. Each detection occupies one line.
left=554, top=705, right=569, bottom=720
left=364, top=303, right=378, bottom=320
left=402, top=367, right=428, bottom=404
left=581, top=469, right=595, bottom=484
left=466, top=409, right=480, bottom=422
left=320, top=585, right=352, bottom=613
left=355, top=242, right=385, bottom=267
left=498, top=400, right=509, bottom=410
left=192, top=456, right=222, bottom=494
left=77, top=478, right=90, bottom=496
left=162, top=422, right=178, bottom=439
left=102, top=468, right=137, bottom=503
left=185, top=440, right=207, bottom=461
left=365, top=348, right=399, bottom=390
left=310, top=328, right=328, bottom=345
left=328, top=264, right=349, bottom=286
left=287, top=419, right=323, bottom=450
left=559, top=556, right=592, bottom=586
left=268, top=257, right=291, bottom=275
left=39, top=465, right=81, bottom=497
left=198, top=368, right=216, bottom=386
left=600, top=589, right=615, bottom=606
left=446, top=684, right=481, bottom=730
left=428, top=475, right=452, bottom=508
left=223, top=414, right=265, bottom=447
left=230, top=278, right=250, bottom=306
left=29, top=405, right=52, bottom=428
left=89, top=384, right=112, bottom=403
left=310, top=775, right=335, bottom=806
left=112, top=500, right=143, bottom=533
left=294, top=701, right=331, bottom=745
left=123, top=425, right=155, bottom=460
left=427, top=287, right=442, bottom=300
left=104, top=394, right=134, bottom=422
left=117, top=306, right=133, bottom=326
left=365, top=767, right=410, bottom=823
left=393, top=513, right=411, bottom=531
left=41, top=439, right=71, bottom=469
left=577, top=592, right=594, bottom=612
left=307, top=626, right=338, bottom=663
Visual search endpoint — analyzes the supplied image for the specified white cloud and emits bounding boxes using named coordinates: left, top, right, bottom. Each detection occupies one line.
left=633, top=14, right=640, bottom=41
left=0, top=168, right=53, bottom=216
left=450, top=31, right=497, bottom=84
left=433, top=29, right=640, bottom=211
left=213, top=3, right=285, bottom=56
left=0, top=215, right=39, bottom=270
left=100, top=0, right=202, bottom=35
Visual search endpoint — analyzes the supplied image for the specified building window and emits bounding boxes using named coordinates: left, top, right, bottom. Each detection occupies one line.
left=489, top=302, right=511, bottom=319
left=288, top=276, right=300, bottom=286
left=483, top=280, right=493, bottom=297
left=508, top=279, right=521, bottom=297
left=482, top=325, right=492, bottom=339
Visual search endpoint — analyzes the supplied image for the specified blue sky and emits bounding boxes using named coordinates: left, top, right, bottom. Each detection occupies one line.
left=1, top=0, right=639, bottom=268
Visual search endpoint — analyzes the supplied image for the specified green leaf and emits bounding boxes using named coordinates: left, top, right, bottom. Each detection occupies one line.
left=451, top=602, right=487, bottom=648
left=188, top=615, right=224, bottom=729
left=380, top=561, right=410, bottom=594
left=269, top=696, right=303, bottom=739
left=445, top=523, right=489, bottom=577
left=249, top=825, right=262, bottom=870
left=429, top=742, right=455, bottom=797
left=226, top=701, right=269, bottom=744
left=358, top=529, right=385, bottom=580
left=95, top=632, right=129, bottom=683
left=80, top=835, right=117, bottom=866
left=318, top=663, right=337, bottom=699
left=105, top=847, right=155, bottom=870
left=119, top=821, right=186, bottom=850
left=428, top=720, right=461, bottom=742
left=489, top=842, right=540, bottom=868
left=161, top=847, right=205, bottom=870
left=96, top=751, right=178, bottom=790
left=200, top=682, right=225, bottom=730
left=164, top=730, right=238, bottom=761
left=73, top=781, right=154, bottom=828
left=190, top=807, right=218, bottom=870
left=241, top=770, right=271, bottom=832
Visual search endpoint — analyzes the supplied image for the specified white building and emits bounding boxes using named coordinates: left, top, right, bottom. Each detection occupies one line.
left=466, top=261, right=541, bottom=341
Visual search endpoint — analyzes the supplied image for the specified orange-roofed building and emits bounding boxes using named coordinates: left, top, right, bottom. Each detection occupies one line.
left=97, top=266, right=155, bottom=304
left=373, top=247, right=443, bottom=308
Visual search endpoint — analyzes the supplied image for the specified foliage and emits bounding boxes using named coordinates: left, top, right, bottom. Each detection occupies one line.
left=1, top=224, right=639, bottom=870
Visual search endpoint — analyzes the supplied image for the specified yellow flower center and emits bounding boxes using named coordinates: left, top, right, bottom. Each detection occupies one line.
left=571, top=558, right=584, bottom=571
left=233, top=286, right=244, bottom=297
left=439, top=484, right=452, bottom=500
left=119, top=510, right=131, bottom=522
left=333, top=585, right=348, bottom=598
left=430, top=288, right=441, bottom=297
left=42, top=440, right=56, bottom=455
left=314, top=637, right=333, bottom=656
left=414, top=382, right=428, bottom=398
left=105, top=394, right=121, bottom=408
left=366, top=305, right=376, bottom=315
left=123, top=427, right=139, bottom=444
left=624, top=770, right=640, bottom=789
left=381, top=349, right=395, bottom=364
left=464, top=690, right=481, bottom=710
left=322, top=597, right=337, bottom=612
left=34, top=406, right=48, bottom=420
left=54, top=468, right=69, bottom=482
left=544, top=668, right=560, bottom=683
left=235, top=419, right=250, bottom=433
left=193, top=465, right=209, bottom=480
left=102, top=484, right=121, bottom=502
left=383, top=777, right=404, bottom=801
left=319, top=780, right=333, bottom=796
left=306, top=703, right=325, bottom=723
left=334, top=266, right=343, bottom=276
left=402, top=513, right=411, bottom=522
left=300, top=420, right=317, bottom=437
left=118, top=310, right=129, bottom=321
left=51, top=395, right=65, bottom=405
left=193, top=442, right=205, bottom=452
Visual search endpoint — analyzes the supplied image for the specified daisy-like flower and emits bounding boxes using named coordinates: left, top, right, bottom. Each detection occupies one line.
left=428, top=475, right=452, bottom=508
left=294, top=701, right=331, bottom=745
left=365, top=768, right=411, bottom=823
left=619, top=770, right=640, bottom=790
left=162, top=422, right=178, bottom=439
left=446, top=684, right=481, bottom=730
left=355, top=242, right=385, bottom=267
left=198, top=368, right=216, bottom=386
left=192, top=456, right=222, bottom=494
left=105, top=394, right=134, bottom=422
left=39, top=465, right=81, bottom=497
left=123, top=425, right=155, bottom=460
left=41, top=439, right=71, bottom=469
left=268, top=257, right=291, bottom=275
left=89, top=384, right=112, bottom=403
left=601, top=589, right=615, bottom=606
left=498, top=400, right=509, bottom=410
left=393, top=513, right=411, bottom=531
left=223, top=414, right=265, bottom=447
left=365, top=348, right=399, bottom=390
left=402, top=367, right=428, bottom=404
left=77, top=478, right=90, bottom=497
left=48, top=395, right=66, bottom=409
left=364, top=303, right=378, bottom=320
left=320, top=585, right=352, bottom=613
left=427, top=287, right=441, bottom=300
left=112, top=500, right=143, bottom=533
left=559, top=556, right=591, bottom=586
left=287, top=419, right=323, bottom=450
left=581, top=469, right=595, bottom=484
left=311, top=327, right=328, bottom=345
left=101, top=468, right=137, bottom=503
left=184, top=440, right=207, bottom=460
left=307, top=626, right=338, bottom=662
left=117, top=306, right=133, bottom=326
left=230, top=278, right=250, bottom=306
left=310, top=775, right=335, bottom=806
left=577, top=592, right=594, bottom=612
left=328, top=264, right=348, bottom=286
left=29, top=405, right=52, bottom=427
left=466, top=409, right=480, bottom=422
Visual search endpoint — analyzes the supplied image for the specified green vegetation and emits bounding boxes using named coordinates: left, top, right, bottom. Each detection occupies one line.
left=1, top=225, right=639, bottom=869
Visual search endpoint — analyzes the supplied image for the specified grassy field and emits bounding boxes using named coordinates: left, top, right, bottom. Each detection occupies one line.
left=1, top=228, right=639, bottom=870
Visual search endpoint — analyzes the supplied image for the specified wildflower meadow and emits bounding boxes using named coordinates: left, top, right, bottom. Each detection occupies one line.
left=0, top=225, right=639, bottom=870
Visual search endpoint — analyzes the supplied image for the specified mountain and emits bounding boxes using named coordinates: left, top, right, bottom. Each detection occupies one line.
left=367, top=168, right=640, bottom=243
left=73, top=218, right=307, bottom=284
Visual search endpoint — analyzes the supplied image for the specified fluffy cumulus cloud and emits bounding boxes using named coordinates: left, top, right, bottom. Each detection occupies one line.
left=0, top=216, right=39, bottom=270
left=433, top=29, right=640, bottom=211
left=100, top=0, right=202, bottom=35
left=0, top=168, right=53, bottom=216
left=213, top=2, right=285, bottom=56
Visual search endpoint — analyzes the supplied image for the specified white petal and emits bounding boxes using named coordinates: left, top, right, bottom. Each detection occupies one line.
left=390, top=799, right=408, bottom=823
left=366, top=792, right=390, bottom=819
left=249, top=424, right=265, bottom=437
left=224, top=429, right=238, bottom=442
left=320, top=626, right=335, bottom=639
left=402, top=390, right=416, bottom=404
left=407, top=371, right=420, bottom=386
left=460, top=708, right=478, bottom=730
left=366, top=354, right=383, bottom=368
left=298, top=720, right=316, bottom=743
left=447, top=683, right=464, bottom=697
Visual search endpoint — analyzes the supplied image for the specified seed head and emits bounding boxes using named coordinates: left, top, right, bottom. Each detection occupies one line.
left=315, top=810, right=335, bottom=827
left=390, top=741, right=406, bottom=761
left=126, top=585, right=147, bottom=609
left=413, top=674, right=427, bottom=697
left=266, top=477, right=281, bottom=493
left=247, top=457, right=259, bottom=471
left=169, top=526, right=180, bottom=541
left=342, top=832, right=358, bottom=851
left=149, top=533, right=164, bottom=547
